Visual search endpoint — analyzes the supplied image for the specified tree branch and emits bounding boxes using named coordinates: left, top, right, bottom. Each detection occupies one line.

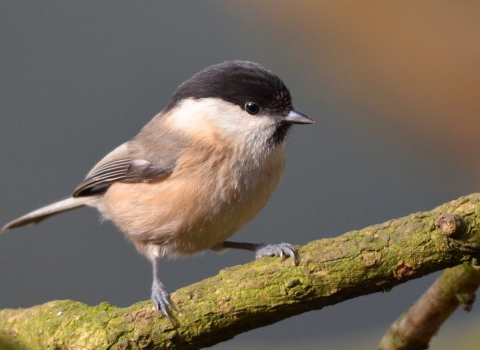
left=2, top=194, right=480, bottom=349
left=378, top=264, right=480, bottom=350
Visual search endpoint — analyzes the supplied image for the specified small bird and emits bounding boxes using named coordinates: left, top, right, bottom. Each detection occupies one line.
left=2, top=61, right=313, bottom=320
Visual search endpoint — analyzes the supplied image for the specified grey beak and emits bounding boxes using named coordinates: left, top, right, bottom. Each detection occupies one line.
left=283, top=109, right=314, bottom=124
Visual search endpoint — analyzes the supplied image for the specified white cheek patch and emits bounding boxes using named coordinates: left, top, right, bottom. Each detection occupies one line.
left=164, top=98, right=276, bottom=144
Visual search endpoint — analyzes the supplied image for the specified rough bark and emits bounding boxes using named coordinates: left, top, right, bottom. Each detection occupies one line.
left=2, top=194, right=480, bottom=349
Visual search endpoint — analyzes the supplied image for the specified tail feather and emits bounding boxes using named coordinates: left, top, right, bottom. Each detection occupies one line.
left=2, top=196, right=101, bottom=231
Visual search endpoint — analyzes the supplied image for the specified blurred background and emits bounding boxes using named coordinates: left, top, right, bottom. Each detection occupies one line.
left=1, top=1, right=480, bottom=348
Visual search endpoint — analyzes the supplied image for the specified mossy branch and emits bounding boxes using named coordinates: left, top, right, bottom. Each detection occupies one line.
left=2, top=194, right=480, bottom=349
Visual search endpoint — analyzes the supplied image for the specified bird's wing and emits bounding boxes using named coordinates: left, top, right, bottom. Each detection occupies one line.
left=73, top=143, right=176, bottom=197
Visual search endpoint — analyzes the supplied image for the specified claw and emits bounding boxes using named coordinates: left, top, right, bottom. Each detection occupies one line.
left=254, top=243, right=299, bottom=265
left=151, top=279, right=176, bottom=323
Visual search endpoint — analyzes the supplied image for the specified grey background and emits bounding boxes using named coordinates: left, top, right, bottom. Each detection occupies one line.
left=0, top=2, right=477, bottom=348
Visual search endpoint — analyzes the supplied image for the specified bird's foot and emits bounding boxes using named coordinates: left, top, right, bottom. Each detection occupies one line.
left=151, top=279, right=176, bottom=322
left=254, top=242, right=299, bottom=265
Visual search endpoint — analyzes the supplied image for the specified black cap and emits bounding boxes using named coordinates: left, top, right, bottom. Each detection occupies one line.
left=165, top=61, right=293, bottom=117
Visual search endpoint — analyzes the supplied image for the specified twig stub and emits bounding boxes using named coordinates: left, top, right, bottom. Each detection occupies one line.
left=435, top=213, right=462, bottom=236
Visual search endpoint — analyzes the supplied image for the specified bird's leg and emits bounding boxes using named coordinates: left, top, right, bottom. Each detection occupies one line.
left=217, top=241, right=299, bottom=265
left=150, top=256, right=175, bottom=321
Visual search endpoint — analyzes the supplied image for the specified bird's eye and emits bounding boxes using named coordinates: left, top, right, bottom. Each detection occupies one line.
left=244, top=102, right=260, bottom=115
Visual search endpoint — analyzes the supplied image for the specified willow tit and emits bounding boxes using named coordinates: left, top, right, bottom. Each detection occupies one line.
left=3, top=61, right=314, bottom=320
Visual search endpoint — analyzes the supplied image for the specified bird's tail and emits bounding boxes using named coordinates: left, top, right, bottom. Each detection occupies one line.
left=2, top=196, right=101, bottom=231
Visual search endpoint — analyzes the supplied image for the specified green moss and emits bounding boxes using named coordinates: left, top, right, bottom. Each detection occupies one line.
left=2, top=194, right=480, bottom=349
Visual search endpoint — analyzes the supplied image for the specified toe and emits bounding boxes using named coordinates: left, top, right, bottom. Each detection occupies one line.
left=151, top=281, right=176, bottom=322
left=255, top=243, right=299, bottom=265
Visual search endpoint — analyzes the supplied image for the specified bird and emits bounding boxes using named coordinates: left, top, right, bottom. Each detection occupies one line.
left=2, top=60, right=314, bottom=320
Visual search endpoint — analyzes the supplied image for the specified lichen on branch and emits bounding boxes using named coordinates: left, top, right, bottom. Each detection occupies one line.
left=2, top=194, right=480, bottom=349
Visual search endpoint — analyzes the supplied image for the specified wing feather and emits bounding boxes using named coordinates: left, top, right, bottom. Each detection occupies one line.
left=73, top=143, right=176, bottom=197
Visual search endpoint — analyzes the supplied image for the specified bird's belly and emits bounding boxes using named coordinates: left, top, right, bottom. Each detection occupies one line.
left=101, top=149, right=286, bottom=258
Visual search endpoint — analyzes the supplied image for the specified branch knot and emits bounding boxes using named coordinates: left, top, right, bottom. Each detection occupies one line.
left=435, top=213, right=463, bottom=236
